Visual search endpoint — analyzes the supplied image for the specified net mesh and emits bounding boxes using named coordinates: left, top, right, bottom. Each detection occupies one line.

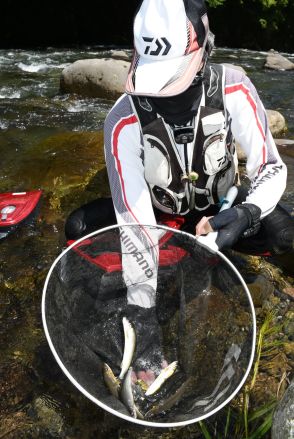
left=44, top=224, right=255, bottom=424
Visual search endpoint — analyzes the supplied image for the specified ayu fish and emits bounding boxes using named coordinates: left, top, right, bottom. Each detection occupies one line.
left=120, top=367, right=144, bottom=419
left=103, top=363, right=120, bottom=399
left=145, top=378, right=191, bottom=418
left=119, top=317, right=136, bottom=380
left=145, top=361, right=178, bottom=396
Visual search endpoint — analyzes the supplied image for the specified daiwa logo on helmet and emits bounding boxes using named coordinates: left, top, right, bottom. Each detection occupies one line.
left=120, top=230, right=153, bottom=279
left=142, top=37, right=171, bottom=56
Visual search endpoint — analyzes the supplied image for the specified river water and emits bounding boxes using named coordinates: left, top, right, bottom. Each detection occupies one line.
left=0, top=46, right=293, bottom=198
left=0, top=47, right=293, bottom=438
left=0, top=47, right=294, bottom=132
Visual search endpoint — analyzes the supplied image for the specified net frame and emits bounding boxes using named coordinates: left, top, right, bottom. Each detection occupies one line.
left=42, top=223, right=256, bottom=428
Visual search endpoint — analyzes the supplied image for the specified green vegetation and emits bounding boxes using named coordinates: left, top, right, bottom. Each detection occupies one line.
left=207, top=0, right=226, bottom=7
left=1, top=0, right=293, bottom=50
left=206, top=0, right=294, bottom=51
left=197, top=311, right=286, bottom=438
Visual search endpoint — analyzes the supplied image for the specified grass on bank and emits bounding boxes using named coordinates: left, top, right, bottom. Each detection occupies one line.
left=197, top=310, right=285, bottom=439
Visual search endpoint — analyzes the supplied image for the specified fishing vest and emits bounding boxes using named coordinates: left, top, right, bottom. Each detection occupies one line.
left=129, top=63, right=239, bottom=215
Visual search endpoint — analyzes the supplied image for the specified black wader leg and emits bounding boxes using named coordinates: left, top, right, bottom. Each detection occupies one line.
left=223, top=184, right=294, bottom=257
left=262, top=204, right=294, bottom=255
left=65, top=198, right=116, bottom=240
left=232, top=203, right=294, bottom=257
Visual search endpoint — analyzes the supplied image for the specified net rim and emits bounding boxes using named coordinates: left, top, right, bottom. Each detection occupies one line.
left=42, top=223, right=256, bottom=428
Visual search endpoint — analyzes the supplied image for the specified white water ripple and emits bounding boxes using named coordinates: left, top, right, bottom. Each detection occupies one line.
left=18, top=62, right=49, bottom=72
left=18, top=61, right=69, bottom=73
left=0, top=87, right=21, bottom=99
left=0, top=120, right=9, bottom=129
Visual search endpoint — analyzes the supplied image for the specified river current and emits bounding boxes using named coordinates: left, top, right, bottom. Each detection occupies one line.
left=1, top=46, right=293, bottom=207
left=0, top=47, right=293, bottom=133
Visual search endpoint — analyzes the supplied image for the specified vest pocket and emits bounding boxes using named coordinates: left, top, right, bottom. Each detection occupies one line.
left=143, top=134, right=172, bottom=188
left=203, top=130, right=228, bottom=175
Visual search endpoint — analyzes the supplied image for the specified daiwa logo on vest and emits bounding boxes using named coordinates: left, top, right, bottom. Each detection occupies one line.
left=142, top=37, right=171, bottom=56
left=119, top=230, right=154, bottom=279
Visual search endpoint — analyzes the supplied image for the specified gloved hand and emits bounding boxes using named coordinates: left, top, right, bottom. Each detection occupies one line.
left=125, top=304, right=166, bottom=384
left=204, top=203, right=261, bottom=250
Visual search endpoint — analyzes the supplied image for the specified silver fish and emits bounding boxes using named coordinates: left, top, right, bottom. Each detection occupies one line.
left=103, top=363, right=120, bottom=399
left=119, top=317, right=136, bottom=380
left=145, top=361, right=178, bottom=396
left=120, top=367, right=144, bottom=419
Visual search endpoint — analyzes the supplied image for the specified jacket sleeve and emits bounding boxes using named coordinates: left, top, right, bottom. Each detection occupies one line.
left=104, top=94, right=159, bottom=307
left=224, top=67, right=287, bottom=218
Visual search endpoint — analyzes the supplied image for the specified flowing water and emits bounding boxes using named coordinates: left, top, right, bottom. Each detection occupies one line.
left=0, top=47, right=293, bottom=438
left=0, top=46, right=293, bottom=198
left=0, top=47, right=294, bottom=134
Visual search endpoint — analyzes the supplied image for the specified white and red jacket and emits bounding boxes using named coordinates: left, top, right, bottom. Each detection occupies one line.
left=104, top=65, right=287, bottom=306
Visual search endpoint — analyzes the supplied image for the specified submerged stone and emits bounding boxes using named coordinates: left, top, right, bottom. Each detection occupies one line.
left=265, top=50, right=294, bottom=71
left=272, top=379, right=294, bottom=439
left=246, top=274, right=275, bottom=307
left=32, top=395, right=64, bottom=435
left=12, top=130, right=109, bottom=212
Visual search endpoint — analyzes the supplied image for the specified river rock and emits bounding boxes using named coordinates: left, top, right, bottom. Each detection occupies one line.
left=235, top=143, right=246, bottom=162
left=110, top=49, right=132, bottom=62
left=275, top=138, right=294, bottom=147
left=267, top=110, right=287, bottom=136
left=265, top=50, right=294, bottom=71
left=236, top=109, right=287, bottom=162
left=13, top=130, right=109, bottom=212
left=275, top=139, right=294, bottom=158
left=32, top=395, right=64, bottom=435
left=247, top=274, right=275, bottom=307
left=271, top=379, right=294, bottom=439
left=60, top=58, right=130, bottom=99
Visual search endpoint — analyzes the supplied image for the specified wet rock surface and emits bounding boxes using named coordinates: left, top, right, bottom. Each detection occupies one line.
left=266, top=109, right=287, bottom=137
left=1, top=211, right=293, bottom=437
left=265, top=50, right=294, bottom=71
left=272, top=379, right=294, bottom=439
left=275, top=139, right=294, bottom=159
left=60, top=58, right=130, bottom=99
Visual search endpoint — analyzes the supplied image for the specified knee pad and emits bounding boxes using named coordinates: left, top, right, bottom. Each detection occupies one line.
left=65, top=210, right=86, bottom=240
left=262, top=205, right=294, bottom=255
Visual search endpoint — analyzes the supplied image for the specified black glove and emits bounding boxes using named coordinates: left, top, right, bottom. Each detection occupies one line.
left=209, top=203, right=261, bottom=250
left=125, top=305, right=164, bottom=372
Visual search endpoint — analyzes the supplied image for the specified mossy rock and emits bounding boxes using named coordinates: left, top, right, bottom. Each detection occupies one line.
left=10, top=130, right=109, bottom=211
